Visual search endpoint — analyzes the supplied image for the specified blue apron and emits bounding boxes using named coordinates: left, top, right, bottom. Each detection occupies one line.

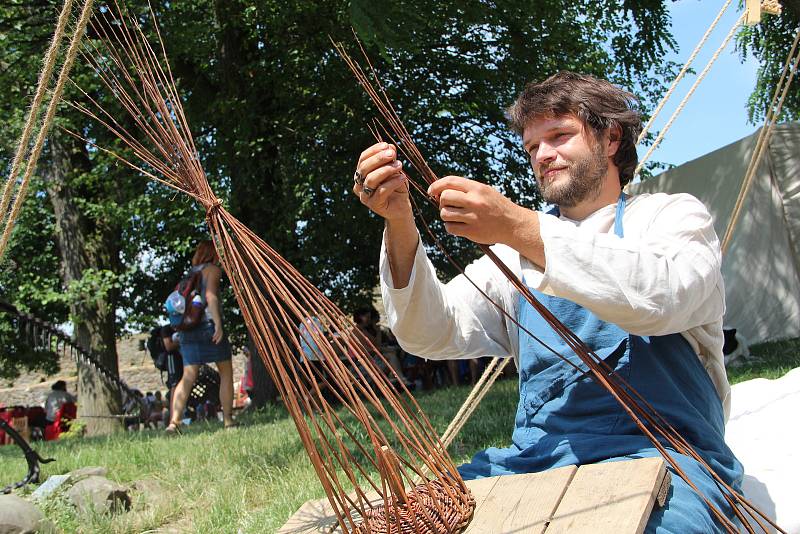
left=458, top=195, right=744, bottom=533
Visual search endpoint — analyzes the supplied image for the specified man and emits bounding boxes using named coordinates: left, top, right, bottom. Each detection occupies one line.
left=353, top=72, right=743, bottom=532
left=44, top=380, right=76, bottom=423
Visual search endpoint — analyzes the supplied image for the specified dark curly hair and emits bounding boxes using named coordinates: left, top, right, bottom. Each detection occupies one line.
left=506, top=71, right=641, bottom=187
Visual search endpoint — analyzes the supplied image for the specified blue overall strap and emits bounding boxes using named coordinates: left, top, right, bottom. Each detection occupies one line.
left=614, top=192, right=627, bottom=238
left=546, top=192, right=627, bottom=237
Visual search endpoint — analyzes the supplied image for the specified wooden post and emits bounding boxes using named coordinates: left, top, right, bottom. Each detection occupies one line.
left=745, top=0, right=762, bottom=26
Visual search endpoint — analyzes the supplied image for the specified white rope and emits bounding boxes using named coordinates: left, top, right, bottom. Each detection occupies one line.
left=414, top=357, right=511, bottom=481
left=638, top=0, right=735, bottom=145
left=0, top=0, right=74, bottom=233
left=636, top=12, right=746, bottom=176
left=438, top=357, right=511, bottom=449
left=0, top=0, right=95, bottom=261
left=720, top=25, right=800, bottom=255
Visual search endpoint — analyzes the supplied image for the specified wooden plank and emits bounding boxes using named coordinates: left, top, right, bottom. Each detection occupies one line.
left=276, top=490, right=385, bottom=534
left=745, top=0, right=762, bottom=25
left=276, top=497, right=339, bottom=534
left=545, top=457, right=668, bottom=534
left=463, top=475, right=501, bottom=518
left=278, top=458, right=664, bottom=533
left=464, top=465, right=576, bottom=534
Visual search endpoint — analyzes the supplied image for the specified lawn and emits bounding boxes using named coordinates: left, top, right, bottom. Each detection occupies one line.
left=1, top=337, right=797, bottom=533
left=0, top=378, right=519, bottom=533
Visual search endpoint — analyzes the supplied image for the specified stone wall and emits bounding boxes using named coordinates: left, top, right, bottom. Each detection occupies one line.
left=0, top=334, right=246, bottom=407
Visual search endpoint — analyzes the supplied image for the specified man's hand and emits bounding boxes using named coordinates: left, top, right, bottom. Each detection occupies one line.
left=352, top=142, right=419, bottom=288
left=427, top=176, right=527, bottom=246
left=428, top=176, right=546, bottom=267
left=354, top=142, right=413, bottom=224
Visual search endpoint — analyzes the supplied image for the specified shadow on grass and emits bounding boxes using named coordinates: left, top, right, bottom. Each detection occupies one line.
left=728, top=337, right=800, bottom=384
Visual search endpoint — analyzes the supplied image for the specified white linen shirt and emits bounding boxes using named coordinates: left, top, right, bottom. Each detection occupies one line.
left=380, top=192, right=731, bottom=419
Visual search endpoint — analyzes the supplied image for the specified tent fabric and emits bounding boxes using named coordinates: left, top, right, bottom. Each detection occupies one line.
left=725, top=367, right=800, bottom=533
left=629, top=123, right=800, bottom=344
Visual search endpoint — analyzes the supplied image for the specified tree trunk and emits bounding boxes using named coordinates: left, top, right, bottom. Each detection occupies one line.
left=44, top=135, right=122, bottom=436
left=247, top=338, right=278, bottom=409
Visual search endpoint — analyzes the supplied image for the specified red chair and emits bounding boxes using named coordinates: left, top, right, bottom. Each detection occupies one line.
left=44, top=402, right=77, bottom=441
left=0, top=409, right=11, bottom=446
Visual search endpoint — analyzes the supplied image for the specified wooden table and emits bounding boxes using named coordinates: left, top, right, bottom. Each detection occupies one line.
left=278, top=456, right=671, bottom=534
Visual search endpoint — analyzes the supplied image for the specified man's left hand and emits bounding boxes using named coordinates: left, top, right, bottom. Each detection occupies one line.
left=428, top=176, right=533, bottom=247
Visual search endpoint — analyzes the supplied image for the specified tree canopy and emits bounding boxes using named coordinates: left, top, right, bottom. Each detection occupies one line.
left=737, top=3, right=800, bottom=122
left=0, top=0, right=680, bottom=379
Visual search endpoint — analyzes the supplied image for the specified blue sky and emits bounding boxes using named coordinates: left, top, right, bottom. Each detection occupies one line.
left=646, top=1, right=762, bottom=169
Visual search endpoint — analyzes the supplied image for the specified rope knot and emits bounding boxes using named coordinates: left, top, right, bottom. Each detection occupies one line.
left=206, top=197, right=223, bottom=217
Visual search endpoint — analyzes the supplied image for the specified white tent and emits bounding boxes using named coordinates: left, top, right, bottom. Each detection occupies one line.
left=629, top=122, right=800, bottom=345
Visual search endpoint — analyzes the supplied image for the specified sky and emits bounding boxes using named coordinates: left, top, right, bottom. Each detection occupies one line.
left=645, top=1, right=762, bottom=170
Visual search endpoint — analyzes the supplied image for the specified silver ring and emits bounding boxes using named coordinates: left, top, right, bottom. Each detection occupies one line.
left=362, top=185, right=375, bottom=196
left=354, top=170, right=364, bottom=186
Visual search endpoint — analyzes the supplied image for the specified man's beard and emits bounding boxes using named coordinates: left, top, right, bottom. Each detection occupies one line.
left=536, top=143, right=608, bottom=208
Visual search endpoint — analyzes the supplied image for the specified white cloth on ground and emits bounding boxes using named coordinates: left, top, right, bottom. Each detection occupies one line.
left=726, top=367, right=800, bottom=533
left=380, top=192, right=731, bottom=417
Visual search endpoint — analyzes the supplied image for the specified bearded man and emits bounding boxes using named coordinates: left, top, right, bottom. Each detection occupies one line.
left=352, top=72, right=743, bottom=532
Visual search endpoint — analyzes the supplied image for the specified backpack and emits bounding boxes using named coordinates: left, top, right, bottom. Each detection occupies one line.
left=146, top=326, right=169, bottom=371
left=164, top=268, right=206, bottom=331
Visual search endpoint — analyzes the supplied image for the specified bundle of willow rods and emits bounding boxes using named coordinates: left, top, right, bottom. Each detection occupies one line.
left=331, top=37, right=784, bottom=534
left=64, top=3, right=474, bottom=533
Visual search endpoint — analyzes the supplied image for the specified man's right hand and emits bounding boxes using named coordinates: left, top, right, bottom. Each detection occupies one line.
left=353, top=142, right=419, bottom=289
left=353, top=142, right=413, bottom=223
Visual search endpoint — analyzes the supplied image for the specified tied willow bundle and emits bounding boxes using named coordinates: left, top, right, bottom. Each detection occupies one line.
left=331, top=37, right=785, bottom=534
left=67, top=4, right=474, bottom=533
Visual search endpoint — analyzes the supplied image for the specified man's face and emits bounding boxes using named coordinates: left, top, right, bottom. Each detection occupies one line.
left=522, top=114, right=609, bottom=208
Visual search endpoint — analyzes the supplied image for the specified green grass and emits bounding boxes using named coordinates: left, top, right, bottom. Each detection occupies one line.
left=727, top=337, right=800, bottom=384
left=2, top=338, right=796, bottom=533
left=0, top=380, right=519, bottom=533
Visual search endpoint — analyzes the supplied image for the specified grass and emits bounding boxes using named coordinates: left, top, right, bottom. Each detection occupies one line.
left=0, top=379, right=519, bottom=533
left=727, top=337, right=800, bottom=384
left=1, top=337, right=796, bottom=533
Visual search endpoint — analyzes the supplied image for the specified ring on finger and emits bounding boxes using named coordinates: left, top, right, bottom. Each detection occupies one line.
left=362, top=185, right=376, bottom=196
left=354, top=170, right=364, bottom=186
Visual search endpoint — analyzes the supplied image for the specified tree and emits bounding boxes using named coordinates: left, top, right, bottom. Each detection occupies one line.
left=157, top=0, right=677, bottom=308
left=0, top=0, right=202, bottom=433
left=0, top=1, right=678, bottom=414
left=737, top=3, right=800, bottom=122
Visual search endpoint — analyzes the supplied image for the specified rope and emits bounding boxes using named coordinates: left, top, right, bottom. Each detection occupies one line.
left=720, top=25, right=800, bottom=254
left=412, top=357, right=511, bottom=483
left=0, top=0, right=74, bottom=234
left=638, top=0, right=734, bottom=145
left=636, top=12, right=746, bottom=176
left=438, top=357, right=511, bottom=449
left=0, top=0, right=95, bottom=262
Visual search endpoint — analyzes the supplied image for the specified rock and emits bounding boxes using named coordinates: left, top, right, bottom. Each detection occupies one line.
left=30, top=474, right=70, bottom=501
left=0, top=494, right=44, bottom=534
left=31, top=467, right=108, bottom=502
left=67, top=476, right=131, bottom=515
left=129, top=479, right=168, bottom=510
left=67, top=466, right=108, bottom=481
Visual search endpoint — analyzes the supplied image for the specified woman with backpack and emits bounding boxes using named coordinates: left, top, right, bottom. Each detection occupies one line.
left=166, top=240, right=236, bottom=433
